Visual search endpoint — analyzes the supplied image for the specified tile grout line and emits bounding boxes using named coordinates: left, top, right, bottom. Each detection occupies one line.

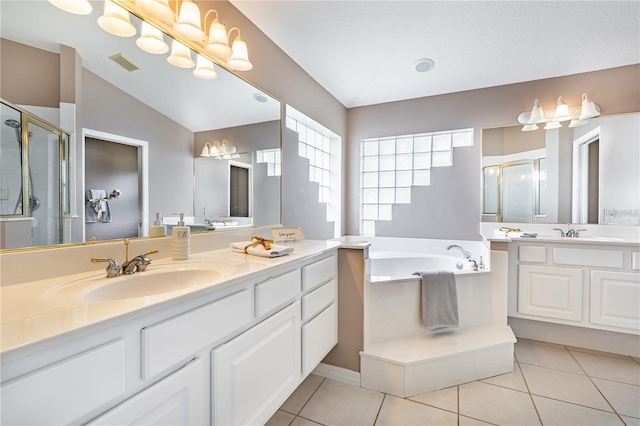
left=565, top=345, right=626, bottom=423
left=371, top=393, right=386, bottom=426
left=516, top=357, right=544, bottom=425
left=291, top=376, right=327, bottom=424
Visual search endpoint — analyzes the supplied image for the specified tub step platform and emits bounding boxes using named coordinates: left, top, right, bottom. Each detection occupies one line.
left=360, top=324, right=516, bottom=398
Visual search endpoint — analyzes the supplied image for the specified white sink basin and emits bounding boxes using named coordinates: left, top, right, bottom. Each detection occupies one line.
left=47, top=263, right=232, bottom=302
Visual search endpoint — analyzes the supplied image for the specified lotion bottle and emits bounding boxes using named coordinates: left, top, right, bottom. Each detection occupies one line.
left=171, top=213, right=190, bottom=260
left=149, top=212, right=167, bottom=237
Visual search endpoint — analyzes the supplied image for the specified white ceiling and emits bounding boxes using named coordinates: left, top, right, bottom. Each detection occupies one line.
left=230, top=0, right=640, bottom=108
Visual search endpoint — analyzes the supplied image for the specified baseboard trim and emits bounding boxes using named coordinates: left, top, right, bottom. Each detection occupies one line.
left=311, top=363, right=361, bottom=386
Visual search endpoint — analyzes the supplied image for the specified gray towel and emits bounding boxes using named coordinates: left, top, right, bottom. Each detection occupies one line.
left=85, top=189, right=111, bottom=223
left=413, top=270, right=459, bottom=330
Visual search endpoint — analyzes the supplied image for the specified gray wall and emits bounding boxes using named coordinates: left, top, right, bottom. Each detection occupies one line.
left=81, top=69, right=195, bottom=227
left=347, top=65, right=640, bottom=239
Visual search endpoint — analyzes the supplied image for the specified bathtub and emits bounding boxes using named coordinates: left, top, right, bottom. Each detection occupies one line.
left=369, top=251, right=476, bottom=282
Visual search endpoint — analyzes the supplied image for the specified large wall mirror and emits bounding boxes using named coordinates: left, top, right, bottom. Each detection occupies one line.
left=0, top=1, right=282, bottom=250
left=482, top=113, right=640, bottom=225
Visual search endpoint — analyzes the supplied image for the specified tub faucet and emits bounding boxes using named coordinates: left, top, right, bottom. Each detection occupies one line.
left=446, top=244, right=471, bottom=259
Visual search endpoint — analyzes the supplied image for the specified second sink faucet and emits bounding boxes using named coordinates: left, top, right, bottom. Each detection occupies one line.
left=446, top=244, right=471, bottom=259
left=91, top=239, right=159, bottom=278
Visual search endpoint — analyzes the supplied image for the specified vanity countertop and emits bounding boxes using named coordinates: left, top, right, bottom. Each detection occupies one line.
left=0, top=240, right=340, bottom=354
left=487, top=235, right=640, bottom=246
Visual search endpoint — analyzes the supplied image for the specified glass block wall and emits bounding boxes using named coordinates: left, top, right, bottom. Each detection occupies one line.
left=256, top=148, right=281, bottom=177
left=361, top=128, right=473, bottom=236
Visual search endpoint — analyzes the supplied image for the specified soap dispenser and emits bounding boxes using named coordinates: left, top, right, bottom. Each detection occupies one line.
left=149, top=212, right=167, bottom=237
left=171, top=213, right=190, bottom=260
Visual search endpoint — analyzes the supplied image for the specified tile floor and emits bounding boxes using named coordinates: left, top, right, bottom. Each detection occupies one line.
left=267, top=339, right=640, bottom=426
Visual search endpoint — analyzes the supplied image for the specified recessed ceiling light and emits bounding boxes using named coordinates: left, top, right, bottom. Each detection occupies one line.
left=414, top=58, right=435, bottom=73
left=253, top=93, right=268, bottom=103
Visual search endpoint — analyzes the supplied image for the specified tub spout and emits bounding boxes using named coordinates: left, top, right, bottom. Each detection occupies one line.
left=446, top=244, right=471, bottom=259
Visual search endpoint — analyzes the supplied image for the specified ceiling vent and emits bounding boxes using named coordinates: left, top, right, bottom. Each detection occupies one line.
left=109, top=53, right=140, bottom=72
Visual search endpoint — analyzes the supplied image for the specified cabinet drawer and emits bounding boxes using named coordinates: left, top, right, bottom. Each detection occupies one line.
left=142, top=289, right=251, bottom=379
left=302, top=303, right=337, bottom=376
left=255, top=270, right=300, bottom=317
left=89, top=358, right=204, bottom=425
left=1, top=340, right=125, bottom=425
left=302, top=279, right=336, bottom=322
left=302, top=255, right=336, bottom=291
left=519, top=246, right=546, bottom=263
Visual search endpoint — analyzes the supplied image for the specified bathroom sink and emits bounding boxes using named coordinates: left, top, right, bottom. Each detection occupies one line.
left=46, top=263, right=232, bottom=302
left=82, top=269, right=220, bottom=302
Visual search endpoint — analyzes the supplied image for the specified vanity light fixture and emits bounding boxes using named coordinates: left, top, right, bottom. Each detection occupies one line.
left=48, top=0, right=92, bottom=15
left=174, top=0, right=205, bottom=41
left=136, top=21, right=169, bottom=54
left=167, top=39, right=195, bottom=68
left=518, top=93, right=600, bottom=131
left=200, top=142, right=212, bottom=157
left=226, top=28, right=253, bottom=71
left=98, top=0, right=137, bottom=38
left=200, top=140, right=238, bottom=159
left=194, top=54, right=218, bottom=79
left=204, top=10, right=232, bottom=61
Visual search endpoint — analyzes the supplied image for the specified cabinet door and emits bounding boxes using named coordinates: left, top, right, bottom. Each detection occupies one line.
left=302, top=302, right=337, bottom=376
left=590, top=270, right=640, bottom=330
left=212, top=302, right=301, bottom=426
left=518, top=265, right=583, bottom=321
left=89, top=358, right=204, bottom=425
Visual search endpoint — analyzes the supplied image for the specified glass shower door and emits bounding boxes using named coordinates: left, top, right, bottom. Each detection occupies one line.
left=26, top=118, right=62, bottom=246
left=501, top=162, right=534, bottom=223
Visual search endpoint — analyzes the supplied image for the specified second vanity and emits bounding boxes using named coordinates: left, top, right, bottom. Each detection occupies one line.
left=0, top=235, right=339, bottom=425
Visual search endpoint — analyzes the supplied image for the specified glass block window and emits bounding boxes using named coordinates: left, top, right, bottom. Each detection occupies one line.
left=361, top=128, right=473, bottom=236
left=256, top=148, right=281, bottom=176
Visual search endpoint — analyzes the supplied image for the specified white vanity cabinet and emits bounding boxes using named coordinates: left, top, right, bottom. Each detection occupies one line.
left=509, top=241, right=640, bottom=333
left=0, top=245, right=339, bottom=426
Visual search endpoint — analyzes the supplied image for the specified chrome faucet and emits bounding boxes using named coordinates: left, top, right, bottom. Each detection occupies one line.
left=446, top=244, right=471, bottom=259
left=553, top=223, right=587, bottom=238
left=91, top=257, right=121, bottom=278
left=121, top=250, right=158, bottom=275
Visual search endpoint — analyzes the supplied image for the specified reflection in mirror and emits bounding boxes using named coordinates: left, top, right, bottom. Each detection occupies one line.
left=482, top=113, right=640, bottom=225
left=0, top=1, right=281, bottom=250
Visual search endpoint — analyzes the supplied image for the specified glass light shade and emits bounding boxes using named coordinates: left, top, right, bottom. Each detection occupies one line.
left=98, top=0, right=137, bottom=37
left=528, top=99, right=546, bottom=124
left=136, top=22, right=169, bottom=54
left=193, top=55, right=218, bottom=79
left=568, top=119, right=588, bottom=128
left=553, top=96, right=571, bottom=122
left=174, top=1, right=205, bottom=41
left=210, top=142, right=220, bottom=156
left=136, top=0, right=174, bottom=22
left=220, top=141, right=229, bottom=155
left=205, top=19, right=232, bottom=61
left=48, top=0, right=92, bottom=15
left=521, top=124, right=538, bottom=132
left=167, top=40, right=195, bottom=68
left=544, top=121, right=562, bottom=130
left=200, top=143, right=210, bottom=157
left=579, top=93, right=600, bottom=120
left=227, top=36, right=253, bottom=71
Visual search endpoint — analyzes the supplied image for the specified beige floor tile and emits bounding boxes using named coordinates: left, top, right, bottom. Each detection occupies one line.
left=280, top=374, right=325, bottom=415
left=408, top=386, right=458, bottom=413
left=291, top=416, right=323, bottom=426
left=266, top=410, right=296, bottom=426
left=515, top=341, right=584, bottom=374
left=516, top=338, right=566, bottom=349
left=593, top=378, right=640, bottom=418
left=572, top=351, right=640, bottom=385
left=520, top=363, right=612, bottom=411
left=374, top=395, right=457, bottom=426
left=621, top=415, right=640, bottom=426
left=299, top=378, right=384, bottom=426
left=458, top=415, right=493, bottom=425
left=532, top=395, right=624, bottom=425
left=566, top=345, right=636, bottom=360
left=632, top=356, right=640, bottom=365
left=480, top=361, right=528, bottom=392
left=459, top=381, right=540, bottom=425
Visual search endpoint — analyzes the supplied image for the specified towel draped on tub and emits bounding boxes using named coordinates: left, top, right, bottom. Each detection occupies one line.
left=413, top=270, right=459, bottom=330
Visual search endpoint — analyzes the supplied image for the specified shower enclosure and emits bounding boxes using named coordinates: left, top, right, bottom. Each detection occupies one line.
left=1, top=100, right=70, bottom=249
